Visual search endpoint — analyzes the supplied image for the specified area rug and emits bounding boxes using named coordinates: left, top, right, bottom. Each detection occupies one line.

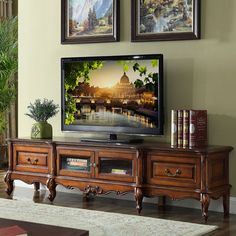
left=0, top=198, right=217, bottom=236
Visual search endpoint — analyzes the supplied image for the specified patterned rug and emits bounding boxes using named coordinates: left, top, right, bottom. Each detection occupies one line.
left=0, top=198, right=217, bottom=236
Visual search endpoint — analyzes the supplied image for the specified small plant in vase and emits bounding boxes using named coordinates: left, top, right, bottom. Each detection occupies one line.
left=25, top=99, right=59, bottom=139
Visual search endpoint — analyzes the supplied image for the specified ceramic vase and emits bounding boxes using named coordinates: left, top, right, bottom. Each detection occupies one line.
left=31, top=121, right=52, bottom=139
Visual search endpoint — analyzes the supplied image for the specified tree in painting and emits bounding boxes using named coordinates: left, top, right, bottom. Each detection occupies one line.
left=69, top=0, right=113, bottom=37
left=64, top=61, right=103, bottom=124
left=139, top=0, right=193, bottom=34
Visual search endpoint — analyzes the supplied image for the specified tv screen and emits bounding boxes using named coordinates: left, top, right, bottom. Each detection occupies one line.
left=61, top=54, right=164, bottom=136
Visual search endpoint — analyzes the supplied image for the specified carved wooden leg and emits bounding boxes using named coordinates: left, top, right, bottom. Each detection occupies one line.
left=34, top=182, right=40, bottom=191
left=200, top=193, right=210, bottom=222
left=158, top=196, right=166, bottom=207
left=33, top=189, right=40, bottom=202
left=223, top=192, right=230, bottom=217
left=83, top=191, right=91, bottom=200
left=4, top=172, right=14, bottom=196
left=46, top=178, right=57, bottom=201
left=134, top=187, right=143, bottom=214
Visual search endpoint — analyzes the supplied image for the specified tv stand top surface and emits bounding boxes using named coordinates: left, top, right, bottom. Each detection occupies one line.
left=80, top=137, right=144, bottom=144
left=11, top=137, right=233, bottom=154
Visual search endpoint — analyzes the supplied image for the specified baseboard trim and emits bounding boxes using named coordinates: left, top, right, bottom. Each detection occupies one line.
left=15, top=181, right=236, bottom=214
left=165, top=197, right=236, bottom=215
left=230, top=197, right=236, bottom=214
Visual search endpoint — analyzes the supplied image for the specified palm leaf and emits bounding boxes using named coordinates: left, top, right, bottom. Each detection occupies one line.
left=0, top=17, right=18, bottom=134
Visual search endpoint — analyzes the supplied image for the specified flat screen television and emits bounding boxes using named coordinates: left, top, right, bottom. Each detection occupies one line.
left=61, top=54, right=164, bottom=140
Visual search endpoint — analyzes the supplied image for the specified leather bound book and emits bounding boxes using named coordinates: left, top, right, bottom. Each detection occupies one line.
left=183, top=110, right=189, bottom=148
left=177, top=110, right=183, bottom=148
left=189, top=110, right=207, bottom=148
left=0, top=225, right=27, bottom=236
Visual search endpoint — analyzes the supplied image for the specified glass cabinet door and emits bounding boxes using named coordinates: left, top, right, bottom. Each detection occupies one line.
left=100, top=158, right=133, bottom=175
left=95, top=150, right=136, bottom=182
left=57, top=148, right=94, bottom=178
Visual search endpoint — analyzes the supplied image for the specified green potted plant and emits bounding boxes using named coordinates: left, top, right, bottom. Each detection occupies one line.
left=25, top=99, right=59, bottom=139
left=0, top=17, right=18, bottom=165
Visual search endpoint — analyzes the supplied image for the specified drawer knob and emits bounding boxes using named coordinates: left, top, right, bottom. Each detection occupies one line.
left=164, top=168, right=182, bottom=177
left=27, top=158, right=39, bottom=165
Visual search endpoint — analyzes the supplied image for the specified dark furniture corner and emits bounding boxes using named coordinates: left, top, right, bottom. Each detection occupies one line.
left=0, top=218, right=88, bottom=236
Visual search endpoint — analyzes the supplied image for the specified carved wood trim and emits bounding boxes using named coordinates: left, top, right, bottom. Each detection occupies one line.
left=46, top=178, right=57, bottom=201
left=84, top=185, right=103, bottom=196
left=66, top=185, right=75, bottom=190
left=60, top=182, right=132, bottom=196
left=103, top=190, right=131, bottom=196
left=134, top=187, right=143, bottom=214
left=200, top=193, right=210, bottom=222
left=4, top=171, right=13, bottom=195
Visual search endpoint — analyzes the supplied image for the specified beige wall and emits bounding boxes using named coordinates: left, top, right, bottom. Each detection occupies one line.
left=19, top=0, right=236, bottom=195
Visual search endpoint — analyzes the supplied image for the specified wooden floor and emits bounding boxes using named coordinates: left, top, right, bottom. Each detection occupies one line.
left=0, top=170, right=236, bottom=236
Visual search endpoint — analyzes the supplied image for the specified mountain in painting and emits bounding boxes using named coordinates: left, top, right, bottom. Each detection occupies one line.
left=95, top=0, right=112, bottom=19
left=103, top=3, right=112, bottom=18
left=71, top=0, right=112, bottom=23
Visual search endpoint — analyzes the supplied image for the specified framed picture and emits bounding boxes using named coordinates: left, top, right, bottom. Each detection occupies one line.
left=61, top=0, right=120, bottom=44
left=131, top=0, right=201, bottom=42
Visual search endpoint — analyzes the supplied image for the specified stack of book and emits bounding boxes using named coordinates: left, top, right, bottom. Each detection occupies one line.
left=111, top=169, right=128, bottom=175
left=66, top=158, right=88, bottom=171
left=171, top=110, right=207, bottom=148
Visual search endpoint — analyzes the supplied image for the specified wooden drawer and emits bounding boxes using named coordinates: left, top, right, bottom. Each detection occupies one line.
left=13, top=144, right=51, bottom=174
left=147, top=153, right=201, bottom=188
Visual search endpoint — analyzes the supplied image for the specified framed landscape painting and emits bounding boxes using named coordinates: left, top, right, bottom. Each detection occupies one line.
left=61, top=0, right=119, bottom=44
left=131, top=0, right=201, bottom=42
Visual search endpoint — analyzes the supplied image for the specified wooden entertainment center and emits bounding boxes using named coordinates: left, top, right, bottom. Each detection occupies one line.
left=5, top=138, right=233, bottom=221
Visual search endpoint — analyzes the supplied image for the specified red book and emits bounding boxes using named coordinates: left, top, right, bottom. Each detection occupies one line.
left=177, top=110, right=183, bottom=148
left=189, top=110, right=207, bottom=148
left=0, top=225, right=27, bottom=236
left=183, top=110, right=189, bottom=148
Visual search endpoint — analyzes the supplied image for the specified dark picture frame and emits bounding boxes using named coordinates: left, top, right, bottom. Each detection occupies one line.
left=61, top=0, right=120, bottom=44
left=131, top=0, right=201, bottom=42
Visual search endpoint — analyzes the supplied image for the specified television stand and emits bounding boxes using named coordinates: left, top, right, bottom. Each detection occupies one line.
left=5, top=137, right=233, bottom=222
left=80, top=134, right=143, bottom=144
